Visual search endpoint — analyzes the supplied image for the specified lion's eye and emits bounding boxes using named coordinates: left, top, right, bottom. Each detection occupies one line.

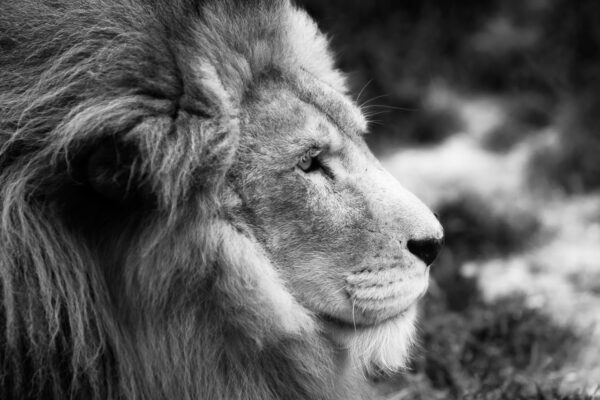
left=297, top=150, right=334, bottom=178
left=298, top=154, right=315, bottom=172
left=297, top=149, right=325, bottom=173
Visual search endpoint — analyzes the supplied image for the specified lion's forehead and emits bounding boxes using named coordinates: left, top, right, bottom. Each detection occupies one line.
left=240, top=83, right=368, bottom=160
left=286, top=70, right=368, bottom=137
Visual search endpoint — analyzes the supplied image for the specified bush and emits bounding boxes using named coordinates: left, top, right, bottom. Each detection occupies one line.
left=528, top=94, right=600, bottom=193
left=435, top=193, right=540, bottom=262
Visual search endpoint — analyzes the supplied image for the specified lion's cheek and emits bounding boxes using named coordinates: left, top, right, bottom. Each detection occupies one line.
left=217, top=222, right=317, bottom=338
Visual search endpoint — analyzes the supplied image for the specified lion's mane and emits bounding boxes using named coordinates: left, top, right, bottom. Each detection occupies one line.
left=0, top=1, right=347, bottom=399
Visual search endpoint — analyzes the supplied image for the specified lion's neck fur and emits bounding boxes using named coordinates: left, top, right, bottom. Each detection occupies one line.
left=0, top=200, right=345, bottom=400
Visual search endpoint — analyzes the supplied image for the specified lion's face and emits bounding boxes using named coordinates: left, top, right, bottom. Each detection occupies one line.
left=230, top=78, right=443, bottom=370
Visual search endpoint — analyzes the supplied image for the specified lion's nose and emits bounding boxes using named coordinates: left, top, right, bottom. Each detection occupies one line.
left=407, top=237, right=444, bottom=266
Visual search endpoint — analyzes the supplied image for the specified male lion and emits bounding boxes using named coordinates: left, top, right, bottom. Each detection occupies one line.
left=0, top=0, right=443, bottom=399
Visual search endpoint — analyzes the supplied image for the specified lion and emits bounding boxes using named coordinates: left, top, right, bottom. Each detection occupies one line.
left=0, top=0, right=444, bottom=399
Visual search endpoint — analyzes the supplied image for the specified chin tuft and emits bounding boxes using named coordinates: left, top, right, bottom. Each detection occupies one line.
left=334, top=307, right=418, bottom=376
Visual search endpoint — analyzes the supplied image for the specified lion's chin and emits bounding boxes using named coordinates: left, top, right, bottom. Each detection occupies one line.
left=322, top=305, right=418, bottom=376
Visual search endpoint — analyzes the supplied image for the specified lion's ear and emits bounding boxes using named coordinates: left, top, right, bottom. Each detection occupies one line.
left=85, top=138, right=147, bottom=203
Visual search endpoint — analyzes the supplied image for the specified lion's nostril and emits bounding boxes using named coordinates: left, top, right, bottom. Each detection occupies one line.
left=407, top=237, right=443, bottom=266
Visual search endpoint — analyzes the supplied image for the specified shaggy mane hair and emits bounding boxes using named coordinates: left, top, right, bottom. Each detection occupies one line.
left=0, top=1, right=351, bottom=399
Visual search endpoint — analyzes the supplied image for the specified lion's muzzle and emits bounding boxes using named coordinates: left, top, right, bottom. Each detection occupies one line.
left=343, top=261, right=430, bottom=325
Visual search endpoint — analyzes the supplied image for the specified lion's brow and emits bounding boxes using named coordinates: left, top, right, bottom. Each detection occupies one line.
left=289, top=70, right=368, bottom=138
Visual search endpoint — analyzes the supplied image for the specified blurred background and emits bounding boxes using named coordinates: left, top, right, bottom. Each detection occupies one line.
left=297, top=1, right=600, bottom=399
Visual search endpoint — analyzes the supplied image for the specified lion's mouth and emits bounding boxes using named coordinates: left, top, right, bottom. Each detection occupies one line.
left=319, top=313, right=370, bottom=329
left=318, top=306, right=412, bottom=330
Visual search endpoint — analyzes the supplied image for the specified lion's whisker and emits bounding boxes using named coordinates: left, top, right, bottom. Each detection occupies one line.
left=361, top=104, right=418, bottom=112
left=355, top=79, right=372, bottom=104
left=358, top=94, right=389, bottom=109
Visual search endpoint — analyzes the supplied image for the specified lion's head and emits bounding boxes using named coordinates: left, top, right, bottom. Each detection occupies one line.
left=0, top=1, right=442, bottom=399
